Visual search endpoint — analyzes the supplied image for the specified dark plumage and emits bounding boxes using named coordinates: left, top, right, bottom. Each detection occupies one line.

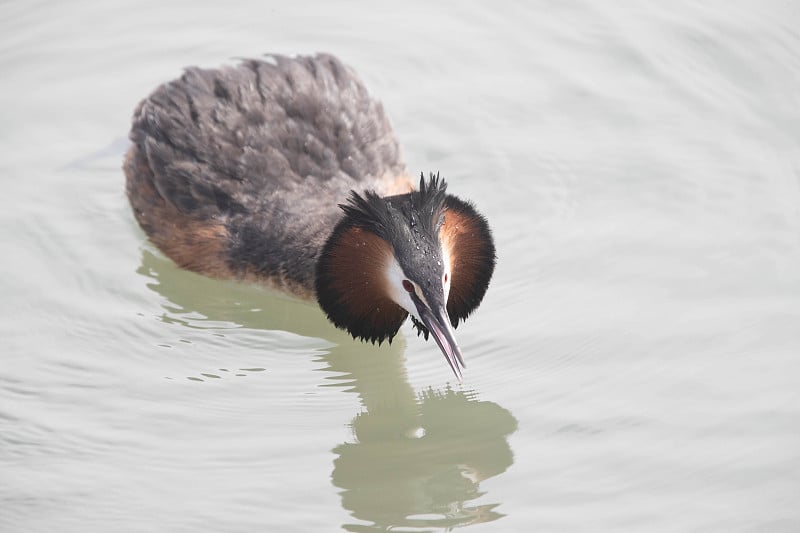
left=125, top=53, right=495, bottom=381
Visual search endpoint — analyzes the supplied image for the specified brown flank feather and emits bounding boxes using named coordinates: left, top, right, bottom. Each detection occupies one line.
left=124, top=145, right=235, bottom=280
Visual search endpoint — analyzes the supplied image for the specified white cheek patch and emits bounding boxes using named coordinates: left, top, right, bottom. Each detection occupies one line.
left=385, top=247, right=451, bottom=316
left=441, top=245, right=452, bottom=303
left=385, top=255, right=417, bottom=316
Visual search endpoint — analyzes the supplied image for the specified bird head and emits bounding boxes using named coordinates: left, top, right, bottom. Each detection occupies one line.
left=315, top=173, right=495, bottom=381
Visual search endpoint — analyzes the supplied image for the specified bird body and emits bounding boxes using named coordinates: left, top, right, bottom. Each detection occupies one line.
left=125, top=53, right=495, bottom=380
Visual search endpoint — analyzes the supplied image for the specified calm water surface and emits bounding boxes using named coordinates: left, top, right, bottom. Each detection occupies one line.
left=2, top=1, right=799, bottom=531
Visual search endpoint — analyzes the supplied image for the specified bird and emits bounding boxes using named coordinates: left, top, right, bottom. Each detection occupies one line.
left=124, top=53, right=495, bottom=381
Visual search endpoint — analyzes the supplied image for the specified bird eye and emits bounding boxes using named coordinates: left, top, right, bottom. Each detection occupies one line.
left=402, top=279, right=414, bottom=293
left=443, top=273, right=449, bottom=283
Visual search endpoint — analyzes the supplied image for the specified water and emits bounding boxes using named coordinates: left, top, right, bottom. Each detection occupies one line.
left=2, top=1, right=800, bottom=531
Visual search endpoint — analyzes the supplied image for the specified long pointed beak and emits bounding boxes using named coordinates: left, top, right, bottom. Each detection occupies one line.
left=412, top=294, right=466, bottom=383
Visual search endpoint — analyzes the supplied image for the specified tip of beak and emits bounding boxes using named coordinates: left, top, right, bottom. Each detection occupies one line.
left=454, top=365, right=464, bottom=384
left=447, top=355, right=464, bottom=384
left=450, top=345, right=466, bottom=384
left=422, top=306, right=466, bottom=383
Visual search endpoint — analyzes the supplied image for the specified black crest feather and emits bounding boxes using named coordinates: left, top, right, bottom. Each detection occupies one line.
left=414, top=172, right=448, bottom=236
left=338, top=172, right=447, bottom=243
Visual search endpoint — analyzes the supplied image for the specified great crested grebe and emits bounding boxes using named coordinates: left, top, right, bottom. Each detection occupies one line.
left=125, top=53, right=495, bottom=381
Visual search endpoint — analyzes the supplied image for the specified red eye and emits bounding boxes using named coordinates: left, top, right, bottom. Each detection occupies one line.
left=402, top=279, right=414, bottom=293
left=443, top=273, right=449, bottom=283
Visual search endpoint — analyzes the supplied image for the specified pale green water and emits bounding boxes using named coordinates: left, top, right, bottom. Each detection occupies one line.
left=2, top=1, right=800, bottom=531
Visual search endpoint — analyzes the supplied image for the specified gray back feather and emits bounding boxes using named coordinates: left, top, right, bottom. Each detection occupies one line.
left=131, top=53, right=404, bottom=219
left=129, top=54, right=407, bottom=290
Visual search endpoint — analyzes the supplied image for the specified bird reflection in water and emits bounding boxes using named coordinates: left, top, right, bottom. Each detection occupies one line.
left=333, top=387, right=517, bottom=531
left=137, top=250, right=517, bottom=529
